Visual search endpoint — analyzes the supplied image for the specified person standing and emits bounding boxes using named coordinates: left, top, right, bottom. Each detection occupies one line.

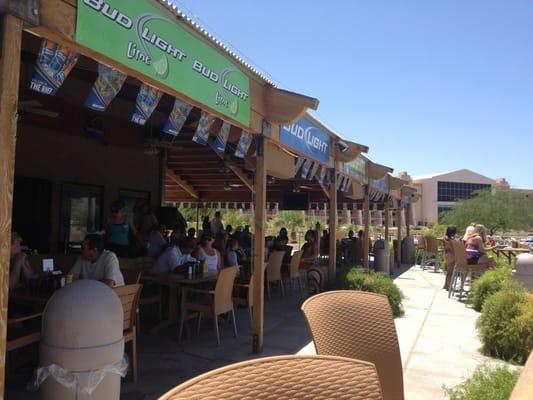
left=210, top=211, right=224, bottom=236
left=443, top=226, right=457, bottom=290
left=106, top=200, right=138, bottom=257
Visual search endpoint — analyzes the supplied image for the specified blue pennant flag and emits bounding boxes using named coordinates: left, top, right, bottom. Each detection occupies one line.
left=85, top=63, right=126, bottom=111
left=131, top=84, right=162, bottom=125
left=234, top=131, right=252, bottom=158
left=163, top=98, right=193, bottom=136
left=212, top=121, right=231, bottom=154
left=192, top=111, right=216, bottom=145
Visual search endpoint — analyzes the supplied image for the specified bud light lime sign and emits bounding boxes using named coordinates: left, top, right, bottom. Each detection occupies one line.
left=280, top=117, right=330, bottom=164
left=76, top=0, right=250, bottom=127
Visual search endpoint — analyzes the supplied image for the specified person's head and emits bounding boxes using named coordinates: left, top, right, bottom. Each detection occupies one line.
left=277, top=235, right=288, bottom=245
left=357, top=230, right=364, bottom=238
left=203, top=216, right=210, bottom=223
left=81, top=234, right=105, bottom=262
left=226, top=224, right=233, bottom=234
left=265, top=236, right=275, bottom=248
left=214, top=211, right=221, bottom=219
left=445, top=226, right=457, bottom=239
left=170, top=226, right=185, bottom=245
left=244, top=225, right=250, bottom=234
left=10, top=232, right=22, bottom=257
left=463, top=225, right=475, bottom=240
left=323, top=230, right=328, bottom=236
left=279, top=228, right=288, bottom=238
left=187, top=227, right=196, bottom=238
left=226, top=237, right=238, bottom=251
left=179, top=237, right=196, bottom=255
left=110, top=200, right=125, bottom=218
left=348, top=230, right=354, bottom=238
left=200, top=234, right=214, bottom=248
left=305, top=230, right=316, bottom=243
left=474, top=224, right=487, bottom=241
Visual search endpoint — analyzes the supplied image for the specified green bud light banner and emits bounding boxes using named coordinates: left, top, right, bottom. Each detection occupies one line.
left=76, top=0, right=251, bottom=127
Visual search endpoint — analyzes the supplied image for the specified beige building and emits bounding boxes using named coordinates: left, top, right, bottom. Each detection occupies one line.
left=397, top=169, right=507, bottom=225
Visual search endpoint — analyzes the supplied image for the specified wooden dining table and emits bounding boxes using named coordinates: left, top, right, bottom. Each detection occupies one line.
left=142, top=270, right=219, bottom=334
left=491, top=247, right=531, bottom=264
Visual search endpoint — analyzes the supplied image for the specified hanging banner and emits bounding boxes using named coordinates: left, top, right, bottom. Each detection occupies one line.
left=85, top=63, right=127, bottom=111
left=308, top=162, right=320, bottom=181
left=29, top=39, right=79, bottom=96
left=76, top=0, right=250, bottom=127
left=344, top=155, right=368, bottom=184
left=163, top=98, right=193, bottom=136
left=372, top=176, right=389, bottom=193
left=234, top=131, right=252, bottom=158
left=193, top=111, right=216, bottom=145
left=212, top=121, right=231, bottom=153
left=131, top=84, right=163, bottom=125
left=280, top=117, right=330, bottom=164
left=300, top=160, right=313, bottom=179
left=295, top=157, right=306, bottom=173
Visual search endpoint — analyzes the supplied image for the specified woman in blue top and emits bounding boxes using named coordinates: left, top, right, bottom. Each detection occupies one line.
left=106, top=200, right=138, bottom=257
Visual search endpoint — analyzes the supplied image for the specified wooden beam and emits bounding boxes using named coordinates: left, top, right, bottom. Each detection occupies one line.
left=384, top=197, right=390, bottom=242
left=328, top=169, right=337, bottom=282
left=0, top=14, right=23, bottom=397
left=396, top=205, right=402, bottom=270
left=252, top=137, right=266, bottom=354
left=315, top=175, right=330, bottom=199
left=0, top=0, right=40, bottom=26
left=225, top=161, right=254, bottom=193
left=363, top=186, right=370, bottom=270
left=166, top=170, right=199, bottom=200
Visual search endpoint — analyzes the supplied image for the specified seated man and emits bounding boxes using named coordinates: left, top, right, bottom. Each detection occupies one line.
left=151, top=237, right=197, bottom=274
left=70, top=234, right=125, bottom=287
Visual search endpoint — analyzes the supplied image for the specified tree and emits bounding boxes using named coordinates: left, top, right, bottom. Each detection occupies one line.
left=440, top=190, right=533, bottom=235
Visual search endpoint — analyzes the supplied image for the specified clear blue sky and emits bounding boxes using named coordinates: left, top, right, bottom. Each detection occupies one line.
left=173, top=0, right=532, bottom=188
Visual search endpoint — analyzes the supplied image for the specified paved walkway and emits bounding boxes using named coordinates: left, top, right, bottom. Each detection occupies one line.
left=6, top=265, right=492, bottom=399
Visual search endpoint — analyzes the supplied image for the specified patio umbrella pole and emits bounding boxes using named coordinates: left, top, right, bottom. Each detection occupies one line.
left=0, top=13, right=23, bottom=396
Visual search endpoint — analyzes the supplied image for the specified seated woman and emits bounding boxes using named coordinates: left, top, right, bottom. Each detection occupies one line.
left=299, top=230, right=319, bottom=271
left=9, top=232, right=37, bottom=289
left=443, top=226, right=457, bottom=290
left=198, top=235, right=222, bottom=273
left=465, top=224, right=495, bottom=266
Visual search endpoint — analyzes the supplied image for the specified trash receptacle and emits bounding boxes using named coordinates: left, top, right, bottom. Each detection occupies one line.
left=36, top=280, right=126, bottom=400
left=514, top=253, right=533, bottom=291
left=374, top=239, right=391, bottom=275
left=402, top=236, right=415, bottom=265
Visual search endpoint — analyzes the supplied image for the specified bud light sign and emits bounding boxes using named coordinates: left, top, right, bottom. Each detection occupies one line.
left=280, top=117, right=330, bottom=164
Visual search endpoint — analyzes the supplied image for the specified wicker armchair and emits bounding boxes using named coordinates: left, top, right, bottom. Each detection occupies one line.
left=302, top=290, right=404, bottom=400
left=159, top=355, right=383, bottom=400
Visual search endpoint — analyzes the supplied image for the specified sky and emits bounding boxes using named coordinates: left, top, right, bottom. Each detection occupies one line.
left=173, top=0, right=532, bottom=188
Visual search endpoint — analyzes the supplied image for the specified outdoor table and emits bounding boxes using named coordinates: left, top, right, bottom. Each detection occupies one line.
left=491, top=247, right=531, bottom=264
left=142, top=271, right=219, bottom=334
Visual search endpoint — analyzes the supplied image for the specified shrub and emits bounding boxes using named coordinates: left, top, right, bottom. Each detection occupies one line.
left=476, top=284, right=533, bottom=364
left=336, top=268, right=405, bottom=317
left=468, top=263, right=513, bottom=312
left=444, top=363, right=521, bottom=400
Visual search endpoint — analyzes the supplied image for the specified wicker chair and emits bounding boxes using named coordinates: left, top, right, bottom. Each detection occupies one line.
left=159, top=355, right=383, bottom=400
left=266, top=251, right=286, bottom=299
left=448, top=240, right=488, bottom=299
left=114, top=283, right=143, bottom=382
left=421, top=236, right=440, bottom=272
left=286, top=250, right=304, bottom=294
left=302, top=290, right=404, bottom=400
left=179, top=266, right=238, bottom=346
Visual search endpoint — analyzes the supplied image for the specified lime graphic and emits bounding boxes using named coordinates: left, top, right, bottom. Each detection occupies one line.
left=229, top=99, right=238, bottom=115
left=153, top=56, right=169, bottom=78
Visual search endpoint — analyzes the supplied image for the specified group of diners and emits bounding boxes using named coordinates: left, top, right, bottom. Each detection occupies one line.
left=442, top=223, right=497, bottom=290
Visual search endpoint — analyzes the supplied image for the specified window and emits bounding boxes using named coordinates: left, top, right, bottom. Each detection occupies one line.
left=437, top=181, right=491, bottom=202
left=59, top=183, right=104, bottom=247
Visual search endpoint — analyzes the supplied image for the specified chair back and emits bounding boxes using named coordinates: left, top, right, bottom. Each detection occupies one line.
left=122, top=269, right=142, bottom=284
left=214, top=266, right=238, bottom=315
left=266, top=251, right=285, bottom=282
left=113, top=284, right=143, bottom=331
left=451, top=240, right=468, bottom=267
left=302, top=290, right=403, bottom=400
left=424, top=236, right=438, bottom=253
left=289, top=250, right=303, bottom=278
left=159, top=355, right=383, bottom=400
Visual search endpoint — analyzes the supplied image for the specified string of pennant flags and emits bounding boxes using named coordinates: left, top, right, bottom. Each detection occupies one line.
left=28, top=39, right=252, bottom=159
left=294, top=156, right=352, bottom=193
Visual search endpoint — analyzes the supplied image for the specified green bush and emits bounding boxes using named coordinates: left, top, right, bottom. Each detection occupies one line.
left=336, top=268, right=405, bottom=317
left=476, top=284, right=533, bottom=364
left=444, top=363, right=521, bottom=400
left=468, top=263, right=513, bottom=312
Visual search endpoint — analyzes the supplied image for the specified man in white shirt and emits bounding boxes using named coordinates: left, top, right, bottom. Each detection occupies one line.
left=210, top=211, right=224, bottom=236
left=70, top=234, right=125, bottom=287
left=151, top=237, right=197, bottom=274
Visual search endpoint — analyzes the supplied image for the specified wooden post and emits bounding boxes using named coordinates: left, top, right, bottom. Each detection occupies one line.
left=328, top=169, right=337, bottom=282
left=384, top=197, right=390, bottom=241
left=396, top=204, right=403, bottom=268
left=252, top=137, right=266, bottom=353
left=0, top=14, right=23, bottom=396
left=405, top=203, right=411, bottom=237
left=363, top=186, right=370, bottom=270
